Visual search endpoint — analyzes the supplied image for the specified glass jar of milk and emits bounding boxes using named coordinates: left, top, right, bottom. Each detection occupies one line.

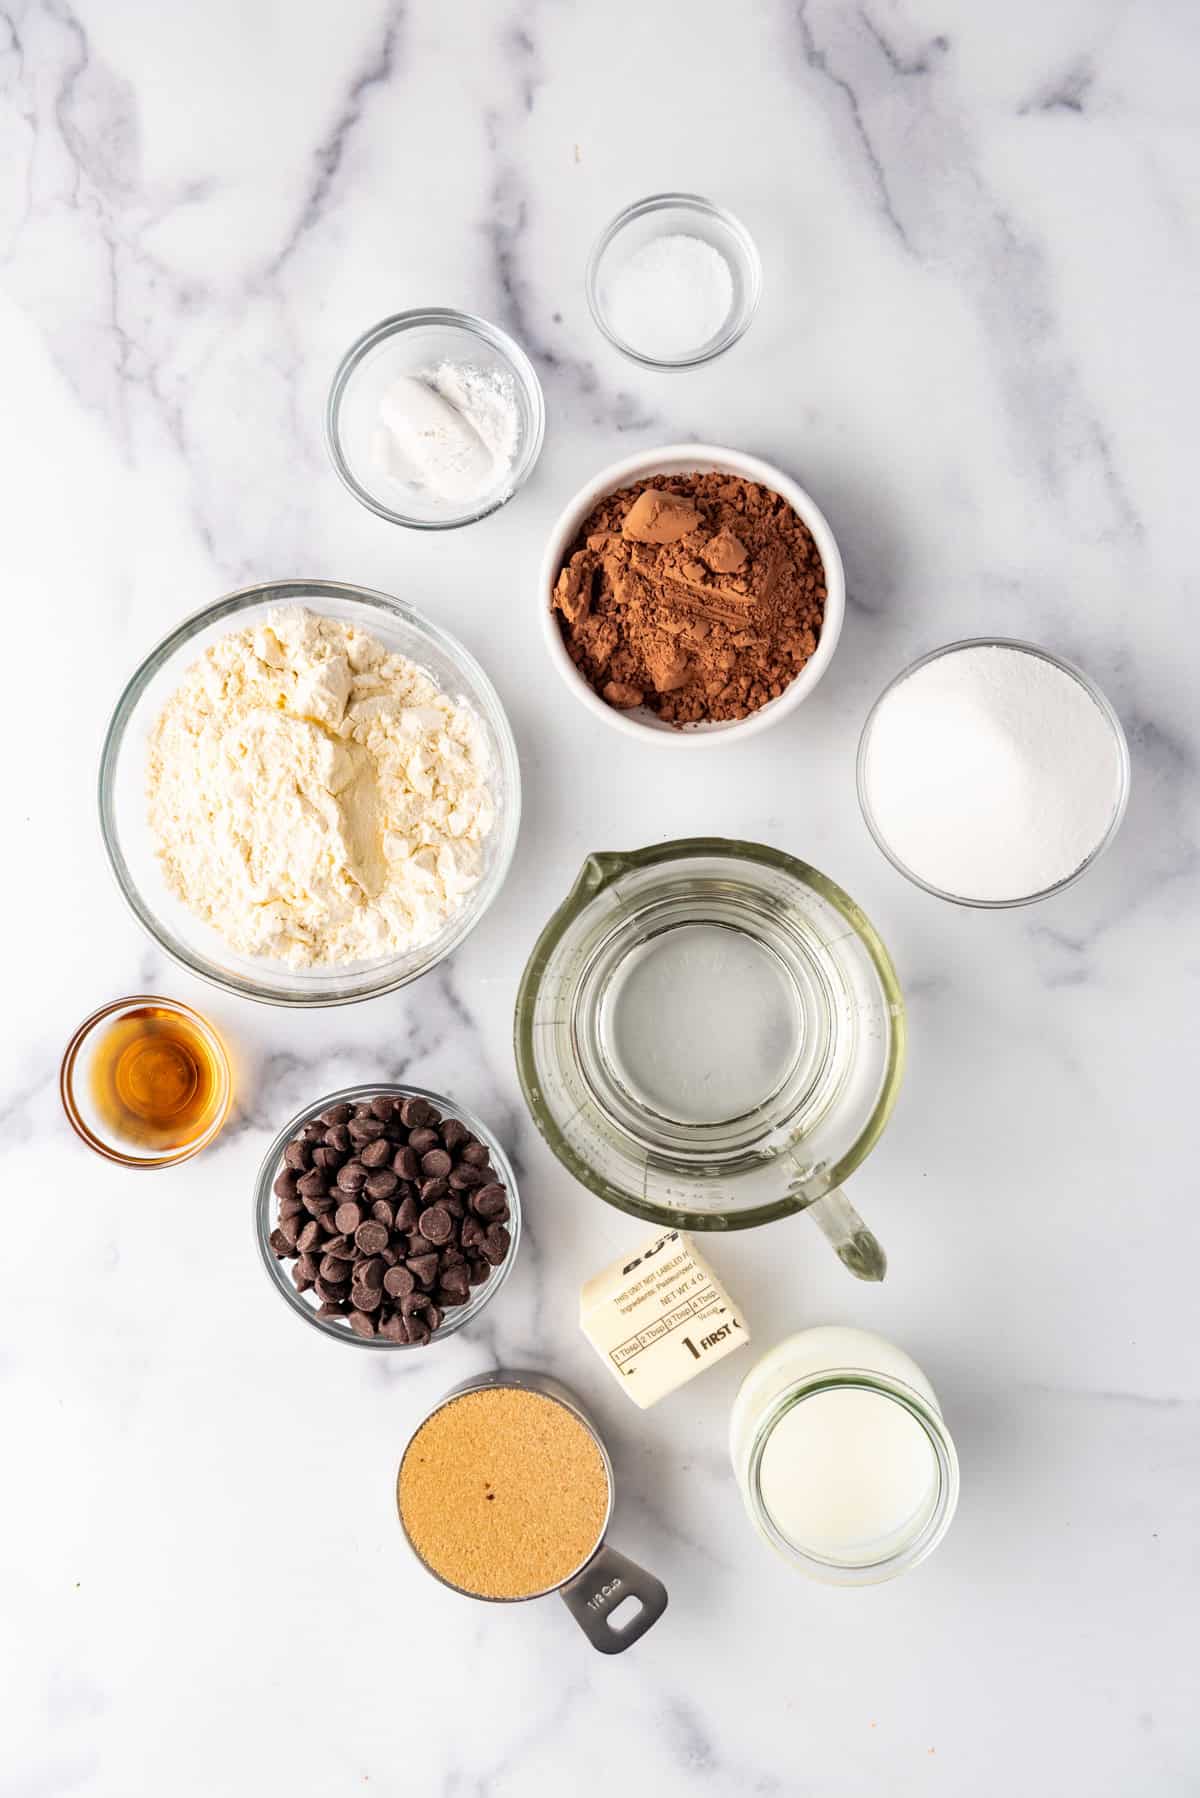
left=730, top=1327, right=959, bottom=1585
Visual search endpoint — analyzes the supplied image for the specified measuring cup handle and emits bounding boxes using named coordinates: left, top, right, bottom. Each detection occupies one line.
left=805, top=1186, right=888, bottom=1281
left=557, top=1545, right=668, bottom=1654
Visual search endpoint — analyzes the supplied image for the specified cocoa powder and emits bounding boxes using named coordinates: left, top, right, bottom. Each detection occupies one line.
left=551, top=472, right=826, bottom=725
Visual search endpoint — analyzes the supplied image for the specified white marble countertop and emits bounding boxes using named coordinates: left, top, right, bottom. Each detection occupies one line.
left=4, top=1, right=1198, bottom=1792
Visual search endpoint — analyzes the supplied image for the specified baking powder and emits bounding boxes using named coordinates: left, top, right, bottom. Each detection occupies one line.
left=861, top=644, right=1125, bottom=902
left=372, top=361, right=520, bottom=506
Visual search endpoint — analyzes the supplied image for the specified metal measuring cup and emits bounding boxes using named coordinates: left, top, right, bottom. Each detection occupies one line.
left=397, top=1370, right=668, bottom=1653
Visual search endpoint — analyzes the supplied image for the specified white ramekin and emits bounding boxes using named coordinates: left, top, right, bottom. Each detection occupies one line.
left=539, top=445, right=845, bottom=748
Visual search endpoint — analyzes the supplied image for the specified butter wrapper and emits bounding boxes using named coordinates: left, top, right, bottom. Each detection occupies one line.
left=579, top=1229, right=750, bottom=1408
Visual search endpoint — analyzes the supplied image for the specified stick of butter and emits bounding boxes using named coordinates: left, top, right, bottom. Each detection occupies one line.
left=579, top=1229, right=750, bottom=1408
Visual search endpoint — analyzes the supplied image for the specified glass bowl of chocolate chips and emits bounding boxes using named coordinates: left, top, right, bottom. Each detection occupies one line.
left=255, top=1084, right=520, bottom=1348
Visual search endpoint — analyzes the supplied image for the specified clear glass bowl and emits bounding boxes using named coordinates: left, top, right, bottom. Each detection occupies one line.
left=586, top=194, right=761, bottom=369
left=857, top=637, right=1131, bottom=909
left=326, top=309, right=545, bottom=529
left=98, top=580, right=521, bottom=1006
left=60, top=994, right=232, bottom=1168
left=254, top=1083, right=521, bottom=1350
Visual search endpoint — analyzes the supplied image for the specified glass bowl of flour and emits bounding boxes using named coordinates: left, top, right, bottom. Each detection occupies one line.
left=326, top=310, right=545, bottom=529
left=857, top=638, right=1130, bottom=908
left=99, top=581, right=521, bottom=1006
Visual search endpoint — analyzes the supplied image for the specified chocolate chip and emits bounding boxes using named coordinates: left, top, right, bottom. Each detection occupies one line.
left=323, top=1123, right=350, bottom=1152
left=301, top=1192, right=335, bottom=1219
left=472, top=1184, right=509, bottom=1221
left=418, top=1205, right=453, bottom=1246
left=300, top=1122, right=325, bottom=1144
left=283, top=1140, right=311, bottom=1171
left=359, top=1138, right=392, bottom=1169
left=482, top=1224, right=511, bottom=1265
left=378, top=1313, right=408, bottom=1342
left=296, top=1169, right=327, bottom=1199
left=448, top=1164, right=485, bottom=1191
left=278, top=1193, right=303, bottom=1220
left=334, top=1201, right=363, bottom=1234
left=355, top=1253, right=385, bottom=1291
left=460, top=1215, right=486, bottom=1251
left=335, top=1161, right=368, bottom=1194
left=348, top=1310, right=376, bottom=1339
left=399, top=1097, right=436, bottom=1129
left=321, top=1103, right=352, bottom=1127
left=383, top=1264, right=415, bottom=1299
left=348, top=1117, right=387, bottom=1146
left=268, top=1227, right=290, bottom=1258
left=438, top=1264, right=471, bottom=1299
left=405, top=1127, right=437, bottom=1156
left=419, top=1177, right=449, bottom=1205
left=315, top=1275, right=350, bottom=1303
left=312, top=1145, right=341, bottom=1173
left=407, top=1253, right=439, bottom=1287
left=319, top=1252, right=351, bottom=1281
left=420, top=1148, right=453, bottom=1180
left=354, top=1221, right=389, bottom=1257
left=394, top=1195, right=421, bottom=1233
left=440, top=1118, right=470, bottom=1152
left=467, top=1258, right=491, bottom=1285
left=297, top=1220, right=322, bottom=1253
left=273, top=1170, right=298, bottom=1202
left=279, top=1213, right=304, bottom=1249
left=352, top=1282, right=383, bottom=1311
left=405, top=1315, right=431, bottom=1347
left=460, top=1140, right=490, bottom=1168
left=369, top=1197, right=396, bottom=1229
left=317, top=1301, right=348, bottom=1318
left=365, top=1170, right=399, bottom=1202
left=392, top=1146, right=421, bottom=1181
left=370, top=1095, right=397, bottom=1121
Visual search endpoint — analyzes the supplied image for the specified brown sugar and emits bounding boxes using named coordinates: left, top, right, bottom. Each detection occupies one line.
left=551, top=470, right=827, bottom=725
left=397, top=1387, right=610, bottom=1600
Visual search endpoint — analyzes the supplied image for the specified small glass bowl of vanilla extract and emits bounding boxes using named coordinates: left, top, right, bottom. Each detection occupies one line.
left=60, top=996, right=232, bottom=1167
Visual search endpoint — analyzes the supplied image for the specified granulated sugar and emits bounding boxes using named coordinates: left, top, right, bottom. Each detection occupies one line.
left=397, top=1387, right=609, bottom=1599
left=861, top=644, right=1125, bottom=902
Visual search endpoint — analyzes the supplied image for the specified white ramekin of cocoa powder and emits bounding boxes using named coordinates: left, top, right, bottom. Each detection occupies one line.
left=540, top=445, right=845, bottom=747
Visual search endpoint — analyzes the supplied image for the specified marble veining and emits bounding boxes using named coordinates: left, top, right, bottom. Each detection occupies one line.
left=2, top=0, right=1198, bottom=1794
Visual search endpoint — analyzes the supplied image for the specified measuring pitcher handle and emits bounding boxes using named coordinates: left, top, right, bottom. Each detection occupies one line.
left=804, top=1185, right=888, bottom=1281
left=558, top=1545, right=668, bottom=1654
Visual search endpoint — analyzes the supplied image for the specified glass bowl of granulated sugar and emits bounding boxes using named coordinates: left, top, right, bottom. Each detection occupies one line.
left=587, top=193, right=761, bottom=369
left=857, top=638, right=1130, bottom=908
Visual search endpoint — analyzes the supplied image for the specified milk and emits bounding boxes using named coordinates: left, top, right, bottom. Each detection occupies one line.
left=730, top=1327, right=958, bottom=1581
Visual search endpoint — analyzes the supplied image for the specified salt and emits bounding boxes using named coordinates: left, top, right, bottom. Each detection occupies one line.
left=602, top=233, right=734, bottom=361
left=861, top=644, right=1125, bottom=902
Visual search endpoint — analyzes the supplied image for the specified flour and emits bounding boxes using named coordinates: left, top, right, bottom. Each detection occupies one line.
left=602, top=234, right=734, bottom=361
left=146, top=608, right=495, bottom=967
left=861, top=644, right=1125, bottom=902
left=372, top=361, right=520, bottom=505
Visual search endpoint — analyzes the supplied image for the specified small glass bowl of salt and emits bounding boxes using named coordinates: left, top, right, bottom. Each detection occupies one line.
left=586, top=193, right=761, bottom=369
left=326, top=309, right=545, bottom=529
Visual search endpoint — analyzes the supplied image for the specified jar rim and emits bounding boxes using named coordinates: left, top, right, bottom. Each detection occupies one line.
left=744, top=1368, right=959, bottom=1585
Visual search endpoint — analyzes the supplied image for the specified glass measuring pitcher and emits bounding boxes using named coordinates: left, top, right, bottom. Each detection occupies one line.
left=514, top=839, right=904, bottom=1279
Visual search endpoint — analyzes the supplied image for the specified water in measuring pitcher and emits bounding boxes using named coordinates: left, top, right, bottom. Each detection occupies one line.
left=597, top=922, right=806, bottom=1127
